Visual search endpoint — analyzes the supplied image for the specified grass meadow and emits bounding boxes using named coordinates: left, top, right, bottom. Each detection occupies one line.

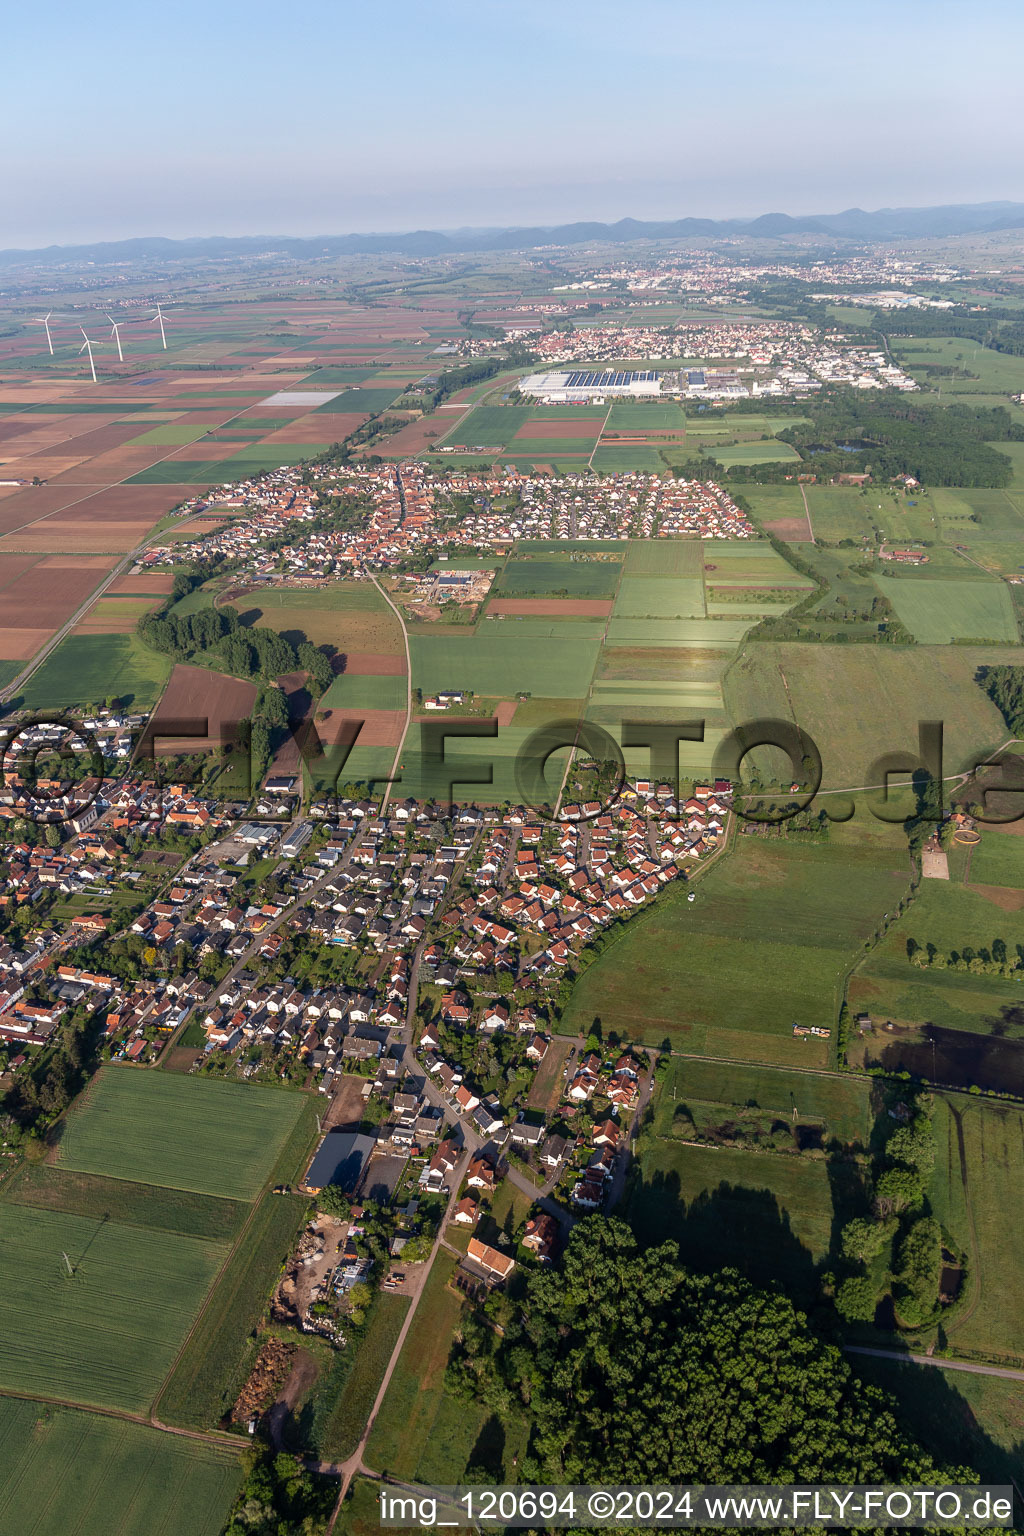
left=878, top=578, right=1019, bottom=644
left=562, top=832, right=908, bottom=1059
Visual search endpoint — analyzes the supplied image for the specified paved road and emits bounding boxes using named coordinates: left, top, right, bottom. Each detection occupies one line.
left=368, top=564, right=412, bottom=818
left=327, top=1150, right=473, bottom=1524
left=845, top=1345, right=1024, bottom=1382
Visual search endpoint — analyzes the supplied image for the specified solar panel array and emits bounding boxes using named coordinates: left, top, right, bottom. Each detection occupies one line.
left=562, top=370, right=659, bottom=388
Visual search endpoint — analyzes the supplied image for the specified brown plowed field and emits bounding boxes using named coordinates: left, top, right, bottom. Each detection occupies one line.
left=317, top=707, right=405, bottom=747
left=381, top=413, right=465, bottom=455
left=109, top=571, right=176, bottom=594
left=0, top=627, right=52, bottom=659
left=763, top=516, right=812, bottom=542
left=0, top=487, right=103, bottom=530
left=495, top=700, right=519, bottom=726
left=304, top=412, right=371, bottom=440
left=0, top=553, right=115, bottom=630
left=514, top=418, right=604, bottom=440
left=488, top=598, right=613, bottom=616
left=340, top=652, right=406, bottom=675
left=147, top=664, right=258, bottom=749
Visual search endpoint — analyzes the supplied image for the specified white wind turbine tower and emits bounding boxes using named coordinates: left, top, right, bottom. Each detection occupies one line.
left=106, top=314, right=124, bottom=362
left=79, top=327, right=99, bottom=384
left=35, top=311, right=55, bottom=355
left=149, top=302, right=169, bottom=349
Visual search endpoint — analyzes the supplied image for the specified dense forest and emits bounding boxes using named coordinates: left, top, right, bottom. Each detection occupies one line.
left=447, top=1220, right=971, bottom=1485
left=775, top=395, right=1023, bottom=487
left=978, top=664, right=1024, bottom=737
left=672, top=394, right=1022, bottom=488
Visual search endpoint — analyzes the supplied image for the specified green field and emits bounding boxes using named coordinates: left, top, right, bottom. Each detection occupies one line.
left=3, top=1165, right=247, bottom=1241
left=365, top=1254, right=515, bottom=1482
left=656, top=1057, right=873, bottom=1146
left=878, top=578, right=1018, bottom=644
left=607, top=401, right=687, bottom=429
left=0, top=1204, right=226, bottom=1412
left=591, top=446, right=668, bottom=472
left=563, top=831, right=908, bottom=1058
left=0, top=1397, right=241, bottom=1536
left=157, top=1190, right=310, bottom=1429
left=624, top=540, right=703, bottom=576
left=57, top=1069, right=307, bottom=1201
left=710, top=440, right=802, bottom=467
left=630, top=1136, right=835, bottom=1300
left=318, top=672, right=407, bottom=711
left=494, top=558, right=621, bottom=599
left=850, top=878, right=1024, bottom=1038
left=724, top=641, right=1018, bottom=790
left=442, top=406, right=532, bottom=447
left=319, top=1293, right=410, bottom=1460
left=17, top=634, right=172, bottom=710
left=409, top=622, right=603, bottom=697
left=930, top=1098, right=1024, bottom=1363
left=966, top=830, right=1024, bottom=889
left=613, top=575, right=705, bottom=618
left=128, top=423, right=211, bottom=446
left=124, top=461, right=230, bottom=485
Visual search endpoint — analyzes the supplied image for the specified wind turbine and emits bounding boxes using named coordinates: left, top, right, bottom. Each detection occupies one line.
left=34, top=311, right=54, bottom=356
left=105, top=313, right=124, bottom=362
left=149, top=302, right=169, bottom=349
left=79, top=327, right=99, bottom=384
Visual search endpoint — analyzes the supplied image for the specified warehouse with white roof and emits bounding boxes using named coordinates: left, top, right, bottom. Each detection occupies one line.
left=518, top=368, right=663, bottom=403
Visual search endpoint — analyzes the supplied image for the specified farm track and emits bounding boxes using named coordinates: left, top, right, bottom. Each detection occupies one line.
left=0, top=1384, right=240, bottom=1452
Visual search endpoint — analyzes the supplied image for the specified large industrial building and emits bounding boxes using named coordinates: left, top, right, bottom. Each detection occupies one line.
left=518, top=368, right=663, bottom=403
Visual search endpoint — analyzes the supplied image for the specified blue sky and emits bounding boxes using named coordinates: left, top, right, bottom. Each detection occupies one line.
left=5, top=0, right=1023, bottom=247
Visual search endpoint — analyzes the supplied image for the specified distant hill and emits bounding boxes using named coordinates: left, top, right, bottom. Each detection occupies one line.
left=4, top=201, right=1024, bottom=267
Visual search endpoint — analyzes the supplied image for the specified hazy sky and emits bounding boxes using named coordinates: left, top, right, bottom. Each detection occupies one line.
left=6, top=0, right=1024, bottom=248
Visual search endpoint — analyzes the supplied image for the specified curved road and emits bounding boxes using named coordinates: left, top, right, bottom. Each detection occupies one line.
left=368, top=569, right=412, bottom=817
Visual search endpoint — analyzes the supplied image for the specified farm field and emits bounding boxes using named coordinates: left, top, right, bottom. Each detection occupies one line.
left=232, top=580, right=405, bottom=656
left=591, top=445, right=668, bottom=472
left=630, top=1136, right=834, bottom=1301
left=56, top=1068, right=307, bottom=1201
left=3, top=1165, right=248, bottom=1241
left=0, top=1204, right=226, bottom=1411
left=157, top=1191, right=310, bottom=1430
left=708, top=440, right=801, bottom=467
left=409, top=620, right=603, bottom=698
left=877, top=577, right=1018, bottom=644
left=613, top=574, right=706, bottom=618
left=929, top=1097, right=1024, bottom=1363
left=724, top=641, right=1018, bottom=790
left=625, top=539, right=703, bottom=576
left=494, top=557, right=621, bottom=599
left=16, top=632, right=172, bottom=709
left=656, top=1056, right=874, bottom=1147
left=0, top=1397, right=241, bottom=1536
left=563, top=830, right=908, bottom=1057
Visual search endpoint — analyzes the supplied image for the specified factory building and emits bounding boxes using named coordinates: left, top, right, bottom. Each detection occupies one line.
left=518, top=368, right=663, bottom=403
